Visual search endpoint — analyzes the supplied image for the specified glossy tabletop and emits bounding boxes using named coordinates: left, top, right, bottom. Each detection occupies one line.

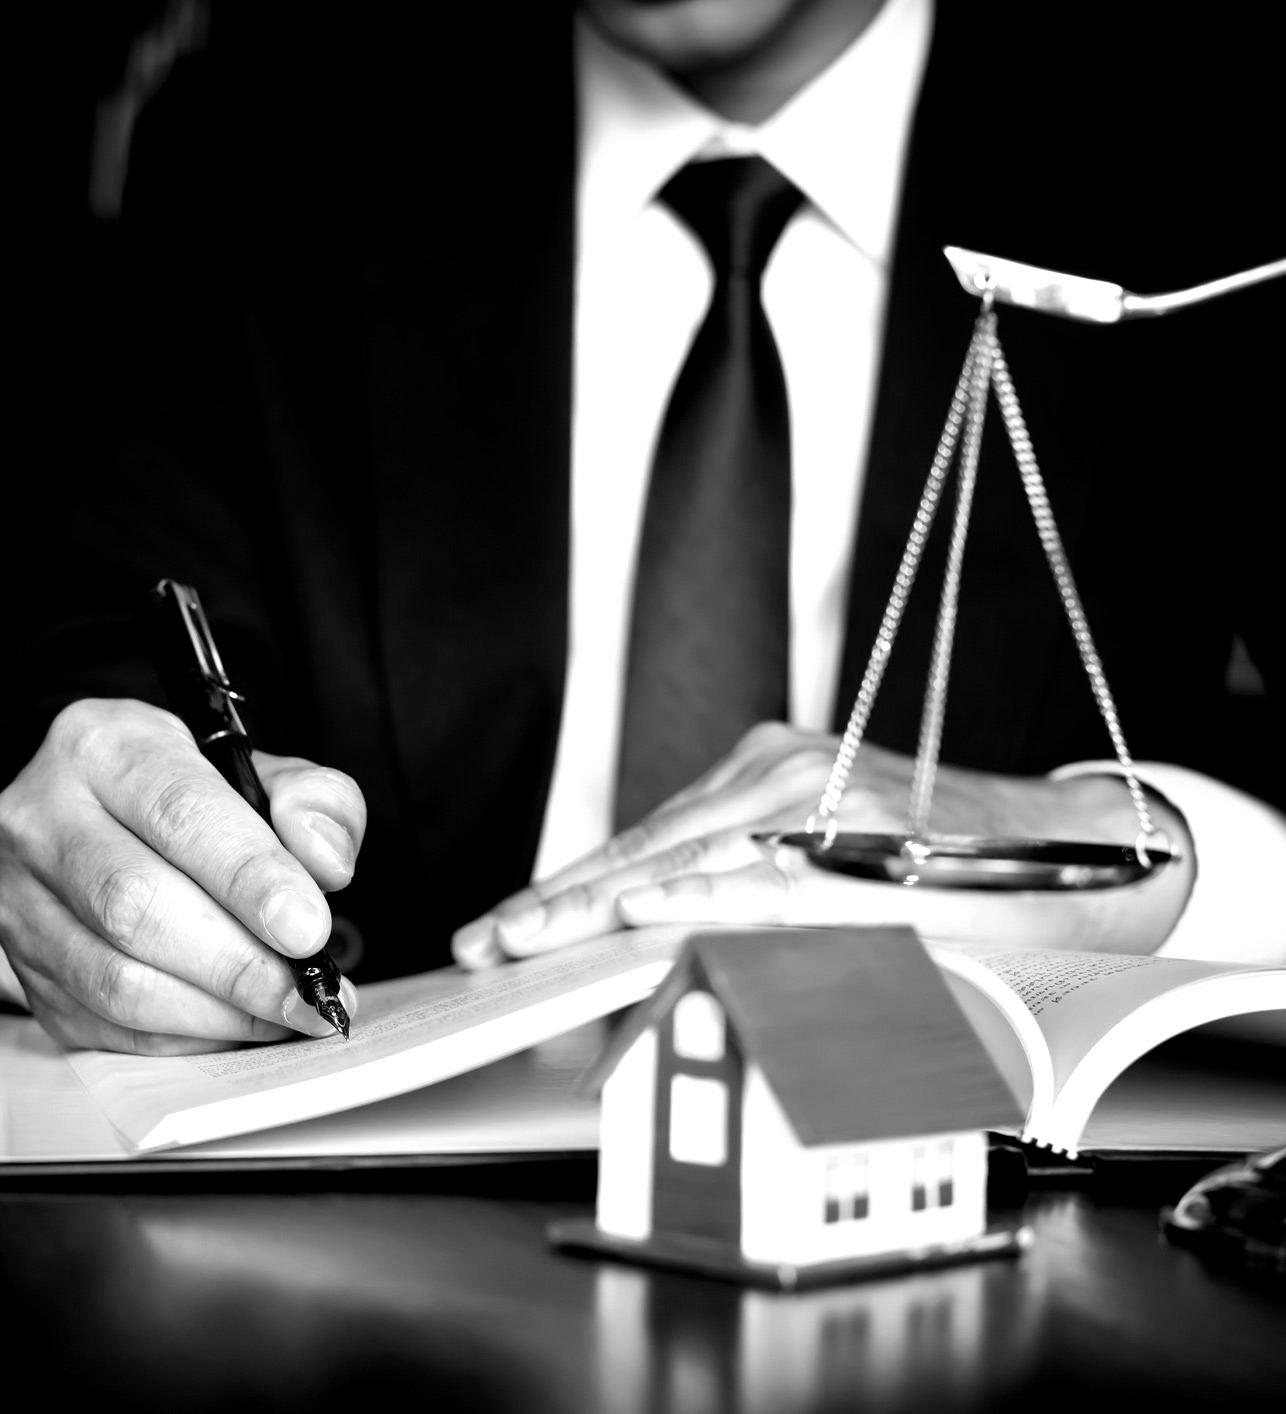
left=1, top=1159, right=1282, bottom=1412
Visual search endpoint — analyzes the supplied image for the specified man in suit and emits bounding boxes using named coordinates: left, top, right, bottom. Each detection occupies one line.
left=1, top=1, right=1282, bottom=1052
left=452, top=0, right=1286, bottom=967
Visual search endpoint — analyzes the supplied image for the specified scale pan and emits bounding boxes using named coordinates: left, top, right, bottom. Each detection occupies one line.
left=764, top=832, right=1172, bottom=891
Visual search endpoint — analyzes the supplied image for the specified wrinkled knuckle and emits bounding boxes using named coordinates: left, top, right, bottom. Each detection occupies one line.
left=222, top=846, right=289, bottom=915
left=91, top=865, right=163, bottom=954
left=684, top=872, right=717, bottom=900
left=603, top=825, right=650, bottom=868
left=93, top=948, right=150, bottom=1024
left=47, top=700, right=108, bottom=773
left=144, top=772, right=214, bottom=852
left=562, top=882, right=597, bottom=916
left=48, top=698, right=105, bottom=744
left=207, top=942, right=275, bottom=1009
left=50, top=698, right=164, bottom=769
left=665, top=836, right=709, bottom=874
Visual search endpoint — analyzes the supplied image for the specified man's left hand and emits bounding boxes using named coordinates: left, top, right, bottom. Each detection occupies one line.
left=451, top=724, right=1194, bottom=967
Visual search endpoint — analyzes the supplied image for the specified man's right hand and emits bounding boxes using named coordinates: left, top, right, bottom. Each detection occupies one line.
left=0, top=699, right=365, bottom=1054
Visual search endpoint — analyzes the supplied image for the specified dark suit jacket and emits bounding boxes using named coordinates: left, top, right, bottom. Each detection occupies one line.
left=7, top=5, right=1283, bottom=978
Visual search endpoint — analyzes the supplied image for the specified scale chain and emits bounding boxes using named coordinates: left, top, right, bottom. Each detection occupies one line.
left=811, top=329, right=983, bottom=831
left=904, top=312, right=996, bottom=839
left=809, top=301, right=1158, bottom=853
left=988, top=342, right=1157, bottom=844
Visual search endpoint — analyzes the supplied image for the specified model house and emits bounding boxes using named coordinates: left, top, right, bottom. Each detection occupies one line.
left=553, top=926, right=1026, bottom=1287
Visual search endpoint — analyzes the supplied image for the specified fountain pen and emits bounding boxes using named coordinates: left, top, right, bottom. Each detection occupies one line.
left=146, top=578, right=351, bottom=1039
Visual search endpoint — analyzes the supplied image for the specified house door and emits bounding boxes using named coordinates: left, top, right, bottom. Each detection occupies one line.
left=651, top=1009, right=743, bottom=1247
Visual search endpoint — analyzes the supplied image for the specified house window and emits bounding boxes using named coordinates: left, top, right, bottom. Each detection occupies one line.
left=672, top=990, right=725, bottom=1062
left=911, top=1141, right=956, bottom=1211
left=669, top=1075, right=727, bottom=1166
left=938, top=1140, right=955, bottom=1208
left=823, top=1153, right=870, bottom=1224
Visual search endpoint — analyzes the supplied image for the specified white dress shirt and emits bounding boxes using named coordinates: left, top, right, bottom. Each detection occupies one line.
left=535, top=0, right=933, bottom=878
left=1052, top=761, right=1286, bottom=967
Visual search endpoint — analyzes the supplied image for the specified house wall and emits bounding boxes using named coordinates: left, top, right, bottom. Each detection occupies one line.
left=739, top=1067, right=989, bottom=1266
left=596, top=1027, right=657, bottom=1242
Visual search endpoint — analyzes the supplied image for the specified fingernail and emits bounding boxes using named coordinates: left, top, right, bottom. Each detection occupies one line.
left=495, top=904, right=545, bottom=949
left=282, top=989, right=343, bottom=1038
left=302, top=812, right=355, bottom=876
left=263, top=889, right=329, bottom=957
left=453, top=918, right=502, bottom=969
left=338, top=978, right=359, bottom=1022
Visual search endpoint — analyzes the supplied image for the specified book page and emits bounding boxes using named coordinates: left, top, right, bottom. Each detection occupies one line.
left=63, top=926, right=686, bottom=1153
left=952, top=948, right=1286, bottom=1152
left=928, top=947, right=1049, bottom=1121
left=189, top=1022, right=604, bottom=1160
left=0, top=1016, right=128, bottom=1162
left=0, top=1017, right=604, bottom=1165
left=1079, top=1031, right=1286, bottom=1153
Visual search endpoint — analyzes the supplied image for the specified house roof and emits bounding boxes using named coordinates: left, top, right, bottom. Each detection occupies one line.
left=583, top=926, right=1023, bottom=1147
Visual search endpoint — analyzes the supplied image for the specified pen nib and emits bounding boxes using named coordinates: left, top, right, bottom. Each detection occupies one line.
left=313, top=988, right=351, bottom=1041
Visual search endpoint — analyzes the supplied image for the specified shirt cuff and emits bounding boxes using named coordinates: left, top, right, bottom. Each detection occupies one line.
left=1049, top=760, right=1286, bottom=967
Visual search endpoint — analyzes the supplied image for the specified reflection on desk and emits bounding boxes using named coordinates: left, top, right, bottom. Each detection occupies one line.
left=589, top=1252, right=1042, bottom=1413
left=1, top=1171, right=1283, bottom=1412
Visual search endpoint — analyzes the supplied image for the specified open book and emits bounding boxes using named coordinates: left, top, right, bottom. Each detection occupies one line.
left=1, top=927, right=686, bottom=1166
left=929, top=944, right=1286, bottom=1156
left=2, top=928, right=1283, bottom=1167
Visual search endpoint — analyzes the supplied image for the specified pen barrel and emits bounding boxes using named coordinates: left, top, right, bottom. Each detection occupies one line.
left=287, top=949, right=344, bottom=998
left=202, top=735, right=341, bottom=1004
left=202, top=733, right=273, bottom=825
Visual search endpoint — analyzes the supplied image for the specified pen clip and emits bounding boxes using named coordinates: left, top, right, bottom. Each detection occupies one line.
left=149, top=578, right=250, bottom=745
left=172, top=581, right=233, bottom=686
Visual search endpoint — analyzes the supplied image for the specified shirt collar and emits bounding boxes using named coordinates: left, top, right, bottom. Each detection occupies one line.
left=577, top=0, right=934, bottom=266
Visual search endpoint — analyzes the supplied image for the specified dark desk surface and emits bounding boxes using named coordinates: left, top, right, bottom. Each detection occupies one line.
left=1, top=1161, right=1282, bottom=1413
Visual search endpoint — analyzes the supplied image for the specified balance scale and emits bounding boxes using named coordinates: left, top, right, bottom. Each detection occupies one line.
left=766, top=249, right=1286, bottom=892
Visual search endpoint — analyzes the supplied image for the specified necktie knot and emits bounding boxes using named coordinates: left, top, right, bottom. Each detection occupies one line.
left=659, top=156, right=804, bottom=280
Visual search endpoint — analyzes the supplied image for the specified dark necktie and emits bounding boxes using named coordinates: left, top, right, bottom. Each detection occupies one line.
left=615, top=156, right=804, bottom=829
